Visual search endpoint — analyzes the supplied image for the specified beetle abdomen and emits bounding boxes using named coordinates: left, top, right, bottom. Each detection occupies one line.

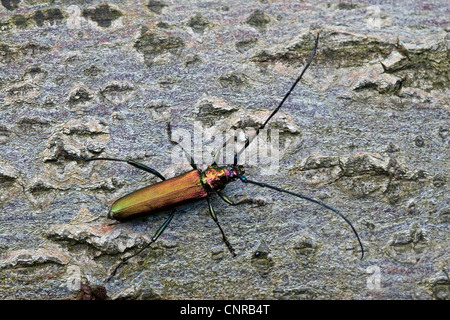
left=109, top=170, right=207, bottom=221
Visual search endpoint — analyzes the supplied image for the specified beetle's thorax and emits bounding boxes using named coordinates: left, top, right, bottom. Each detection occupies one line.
left=201, top=165, right=245, bottom=191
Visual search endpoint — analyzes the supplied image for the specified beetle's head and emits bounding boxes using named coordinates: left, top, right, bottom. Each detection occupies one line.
left=232, top=165, right=245, bottom=177
left=226, top=165, right=245, bottom=180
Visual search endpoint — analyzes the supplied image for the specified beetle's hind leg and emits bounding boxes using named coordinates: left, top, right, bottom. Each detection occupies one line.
left=107, top=209, right=176, bottom=281
left=58, top=147, right=177, bottom=280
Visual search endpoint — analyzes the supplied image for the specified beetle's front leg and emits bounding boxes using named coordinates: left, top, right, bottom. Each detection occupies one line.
left=59, top=147, right=166, bottom=181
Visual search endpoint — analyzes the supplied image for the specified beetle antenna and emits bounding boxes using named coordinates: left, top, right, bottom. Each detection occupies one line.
left=211, top=33, right=319, bottom=166
left=238, top=175, right=364, bottom=259
left=231, top=32, right=319, bottom=165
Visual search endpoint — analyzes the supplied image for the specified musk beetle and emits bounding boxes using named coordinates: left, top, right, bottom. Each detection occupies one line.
left=59, top=33, right=364, bottom=279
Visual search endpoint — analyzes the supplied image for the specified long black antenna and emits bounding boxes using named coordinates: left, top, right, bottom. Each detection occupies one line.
left=233, top=32, right=320, bottom=165
left=238, top=175, right=365, bottom=259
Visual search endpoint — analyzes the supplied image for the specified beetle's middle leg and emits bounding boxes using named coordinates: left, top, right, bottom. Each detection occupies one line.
left=206, top=196, right=236, bottom=257
left=216, top=190, right=253, bottom=206
left=167, top=124, right=238, bottom=255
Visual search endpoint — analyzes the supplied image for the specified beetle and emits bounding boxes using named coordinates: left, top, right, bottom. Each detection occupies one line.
left=59, top=33, right=364, bottom=279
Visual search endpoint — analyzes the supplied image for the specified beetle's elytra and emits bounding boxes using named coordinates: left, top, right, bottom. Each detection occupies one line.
left=109, top=165, right=244, bottom=221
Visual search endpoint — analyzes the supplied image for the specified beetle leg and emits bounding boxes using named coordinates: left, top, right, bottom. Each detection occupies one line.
left=206, top=196, right=236, bottom=257
left=59, top=147, right=166, bottom=181
left=216, top=190, right=251, bottom=206
left=211, top=134, right=236, bottom=166
left=166, top=123, right=198, bottom=170
left=126, top=161, right=166, bottom=181
left=107, top=209, right=176, bottom=281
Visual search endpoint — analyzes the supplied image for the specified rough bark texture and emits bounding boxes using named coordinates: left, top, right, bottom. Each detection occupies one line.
left=0, top=0, right=448, bottom=300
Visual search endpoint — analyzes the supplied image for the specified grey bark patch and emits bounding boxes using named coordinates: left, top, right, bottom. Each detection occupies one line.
left=69, top=86, right=94, bottom=104
left=245, top=10, right=272, bottom=29
left=34, top=8, right=64, bottom=27
left=235, top=37, right=258, bottom=53
left=134, top=31, right=185, bottom=66
left=100, top=82, right=135, bottom=105
left=218, top=71, right=251, bottom=89
left=82, top=4, right=122, bottom=28
left=146, top=1, right=167, bottom=14
left=187, top=13, right=210, bottom=33
left=1, top=0, right=20, bottom=11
